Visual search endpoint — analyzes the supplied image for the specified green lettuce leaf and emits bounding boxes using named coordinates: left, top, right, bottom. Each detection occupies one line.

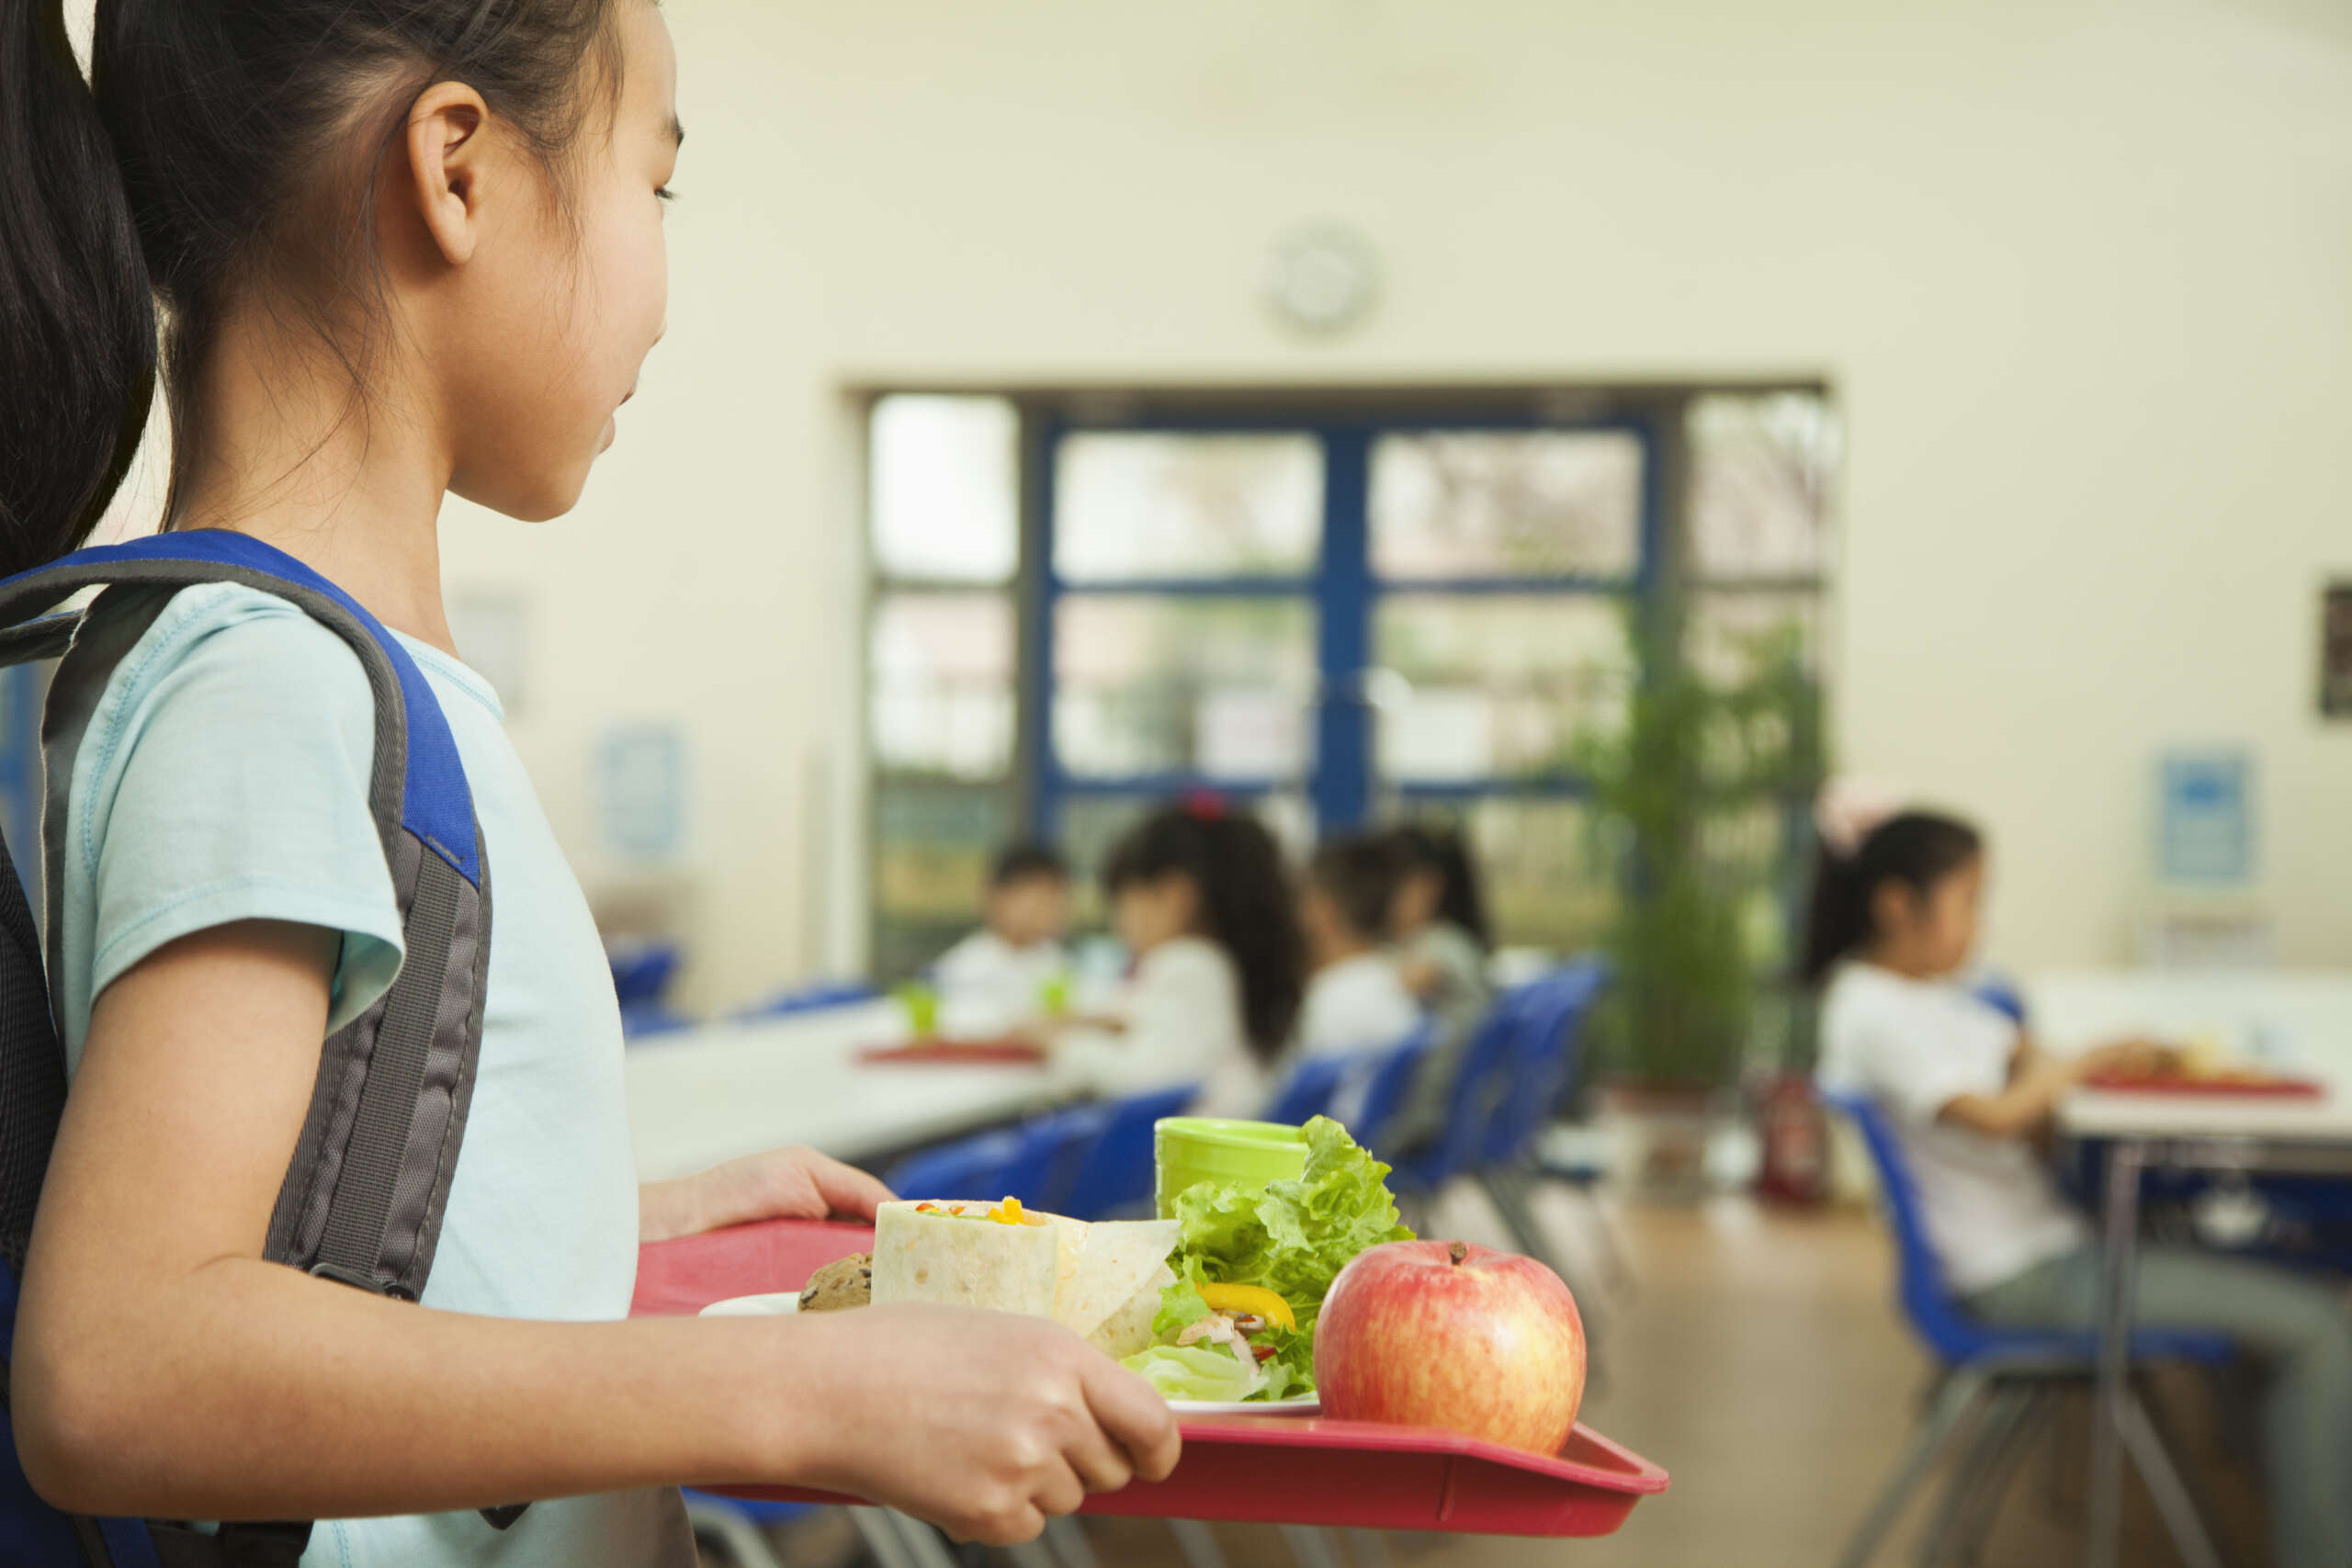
left=1154, top=1116, right=1414, bottom=1396
left=1121, top=1343, right=1264, bottom=1403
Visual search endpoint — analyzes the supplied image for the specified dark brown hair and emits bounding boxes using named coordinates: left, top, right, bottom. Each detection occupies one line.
left=1801, top=811, right=1984, bottom=984
left=0, top=0, right=630, bottom=573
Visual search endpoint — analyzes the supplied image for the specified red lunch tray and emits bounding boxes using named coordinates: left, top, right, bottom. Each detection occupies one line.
left=2082, top=1072, right=2325, bottom=1099
left=855, top=1038, right=1049, bottom=1066
left=634, top=1217, right=1668, bottom=1537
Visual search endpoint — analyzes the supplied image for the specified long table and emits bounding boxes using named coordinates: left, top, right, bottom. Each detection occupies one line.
left=2034, top=971, right=2352, bottom=1568
left=625, top=998, right=1080, bottom=1180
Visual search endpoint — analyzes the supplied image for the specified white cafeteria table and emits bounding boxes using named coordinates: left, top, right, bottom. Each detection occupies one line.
left=625, top=998, right=1082, bottom=1181
left=2030, top=970, right=2352, bottom=1568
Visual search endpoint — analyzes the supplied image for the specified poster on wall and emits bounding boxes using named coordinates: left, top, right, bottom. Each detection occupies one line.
left=2156, top=749, right=2254, bottom=886
left=2320, top=582, right=2352, bottom=718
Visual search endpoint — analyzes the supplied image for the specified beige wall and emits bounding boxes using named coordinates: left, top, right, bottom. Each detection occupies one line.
left=429, top=0, right=2352, bottom=1010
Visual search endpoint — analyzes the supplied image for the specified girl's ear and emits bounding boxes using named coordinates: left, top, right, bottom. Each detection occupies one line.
left=403, top=82, right=495, bottom=267
left=1867, top=878, right=1915, bottom=943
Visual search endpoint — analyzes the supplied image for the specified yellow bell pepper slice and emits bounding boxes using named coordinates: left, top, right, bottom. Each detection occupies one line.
left=987, top=1196, right=1024, bottom=1224
left=1198, top=1282, right=1295, bottom=1331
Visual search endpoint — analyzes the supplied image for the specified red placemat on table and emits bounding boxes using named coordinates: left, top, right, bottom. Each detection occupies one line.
left=633, top=1217, right=1668, bottom=1537
left=855, top=1038, right=1047, bottom=1066
left=2081, top=1072, right=2325, bottom=1099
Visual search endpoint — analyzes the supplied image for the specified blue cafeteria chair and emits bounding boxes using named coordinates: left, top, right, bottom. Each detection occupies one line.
left=1348, top=1021, right=1439, bottom=1156
left=1260, top=1052, right=1353, bottom=1127
left=882, top=1127, right=1023, bottom=1201
left=1385, top=985, right=1533, bottom=1205
left=883, top=1104, right=1111, bottom=1213
left=1824, top=1090, right=2230, bottom=1568
left=1064, top=1083, right=1198, bottom=1220
left=735, top=978, right=879, bottom=1021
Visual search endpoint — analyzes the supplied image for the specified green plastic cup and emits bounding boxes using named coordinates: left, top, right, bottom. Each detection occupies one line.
left=1154, top=1117, right=1307, bottom=1218
left=893, top=980, right=939, bottom=1037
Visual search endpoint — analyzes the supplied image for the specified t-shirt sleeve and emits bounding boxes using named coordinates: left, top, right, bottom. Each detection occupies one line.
left=1860, top=997, right=2012, bottom=1126
left=75, top=592, right=406, bottom=1034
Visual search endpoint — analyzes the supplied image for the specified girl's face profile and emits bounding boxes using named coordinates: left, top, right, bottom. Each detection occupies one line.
left=1878, top=854, right=1984, bottom=976
left=438, top=0, right=679, bottom=522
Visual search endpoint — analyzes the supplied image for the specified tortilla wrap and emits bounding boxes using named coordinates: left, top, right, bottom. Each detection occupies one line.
left=872, top=1202, right=1178, bottom=1357
left=869, top=1201, right=1058, bottom=1315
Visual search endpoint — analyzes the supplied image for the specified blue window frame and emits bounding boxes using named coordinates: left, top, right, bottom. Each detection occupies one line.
left=1027, top=410, right=1660, bottom=844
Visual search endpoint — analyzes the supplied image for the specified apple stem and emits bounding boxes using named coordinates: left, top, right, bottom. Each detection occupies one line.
left=1448, top=1241, right=1467, bottom=1266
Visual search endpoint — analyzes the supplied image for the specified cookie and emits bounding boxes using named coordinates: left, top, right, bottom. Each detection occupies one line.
left=798, top=1251, right=874, bottom=1313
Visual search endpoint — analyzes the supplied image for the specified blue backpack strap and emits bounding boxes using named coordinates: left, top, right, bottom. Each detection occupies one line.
left=0, top=531, right=512, bottom=1560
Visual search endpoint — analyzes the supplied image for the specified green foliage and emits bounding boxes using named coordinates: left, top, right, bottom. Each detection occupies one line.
left=1573, top=612, right=1824, bottom=1086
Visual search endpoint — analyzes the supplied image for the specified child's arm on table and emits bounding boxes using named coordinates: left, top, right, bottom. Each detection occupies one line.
left=14, top=920, right=1176, bottom=1544
left=1939, top=1038, right=2176, bottom=1139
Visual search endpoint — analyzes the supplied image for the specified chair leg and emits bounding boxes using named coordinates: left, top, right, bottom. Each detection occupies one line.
left=848, top=1508, right=961, bottom=1568
left=1041, top=1517, right=1102, bottom=1568
left=1278, top=1523, right=1347, bottom=1568
left=1915, top=1382, right=2035, bottom=1568
left=1836, top=1370, right=1989, bottom=1568
left=2117, top=1389, right=2223, bottom=1568
left=1164, top=1520, right=1229, bottom=1568
left=683, top=1495, right=789, bottom=1568
left=1947, top=1384, right=2056, bottom=1567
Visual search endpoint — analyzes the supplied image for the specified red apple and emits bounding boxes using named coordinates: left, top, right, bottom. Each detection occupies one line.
left=1315, top=1239, right=1586, bottom=1456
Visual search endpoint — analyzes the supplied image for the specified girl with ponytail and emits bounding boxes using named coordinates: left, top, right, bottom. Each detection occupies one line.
left=0, top=2, right=1174, bottom=1559
left=1809, top=784, right=2352, bottom=1566
left=1077, top=799, right=1307, bottom=1118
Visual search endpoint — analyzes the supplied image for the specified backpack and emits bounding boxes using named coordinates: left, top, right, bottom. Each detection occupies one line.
left=0, top=531, right=511, bottom=1566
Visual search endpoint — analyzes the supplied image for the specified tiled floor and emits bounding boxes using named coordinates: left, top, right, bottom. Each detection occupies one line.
left=763, top=1186, right=2271, bottom=1568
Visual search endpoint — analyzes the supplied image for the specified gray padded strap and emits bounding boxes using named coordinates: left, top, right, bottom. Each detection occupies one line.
left=311, top=850, right=461, bottom=1292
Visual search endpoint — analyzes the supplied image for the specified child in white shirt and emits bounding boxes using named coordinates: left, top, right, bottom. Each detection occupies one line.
left=1054, top=801, right=1306, bottom=1119
left=1810, top=805, right=2352, bottom=1567
left=1295, top=835, right=1421, bottom=1058
left=930, top=842, right=1071, bottom=1035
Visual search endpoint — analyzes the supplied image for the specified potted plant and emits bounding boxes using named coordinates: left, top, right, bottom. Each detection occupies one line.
left=1572, top=613, right=1823, bottom=1198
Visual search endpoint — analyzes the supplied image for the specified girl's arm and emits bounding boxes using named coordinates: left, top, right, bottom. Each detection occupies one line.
left=639, top=1146, right=894, bottom=1244
left=1938, top=1039, right=2172, bottom=1138
left=14, top=921, right=1177, bottom=1542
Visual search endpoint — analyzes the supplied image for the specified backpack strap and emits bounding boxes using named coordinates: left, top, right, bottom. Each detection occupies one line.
left=0, top=531, right=518, bottom=1560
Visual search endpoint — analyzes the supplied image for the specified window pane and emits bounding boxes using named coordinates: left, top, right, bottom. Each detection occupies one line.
left=871, top=395, right=1018, bottom=583
left=870, top=592, right=1014, bottom=778
left=1055, top=433, right=1321, bottom=581
left=1454, top=798, right=1616, bottom=953
left=1371, top=430, right=1642, bottom=580
left=1054, top=597, right=1316, bottom=777
left=1688, top=393, right=1839, bottom=580
left=1374, top=596, right=1633, bottom=781
left=873, top=778, right=1012, bottom=980
left=1684, top=591, right=1825, bottom=689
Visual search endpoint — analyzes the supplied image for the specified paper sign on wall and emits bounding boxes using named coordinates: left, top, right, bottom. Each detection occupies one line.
left=2157, top=749, right=2254, bottom=886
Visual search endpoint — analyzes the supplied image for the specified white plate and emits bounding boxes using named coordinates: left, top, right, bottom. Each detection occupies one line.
left=700, top=1292, right=802, bottom=1316
left=1167, top=1394, right=1320, bottom=1416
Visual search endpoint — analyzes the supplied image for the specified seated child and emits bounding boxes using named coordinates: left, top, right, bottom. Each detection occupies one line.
left=931, top=841, right=1072, bottom=1034
left=1054, top=800, right=1305, bottom=1120
left=1809, top=799, right=2352, bottom=1568
left=1295, top=834, right=1422, bottom=1058
left=1386, top=823, right=1492, bottom=1018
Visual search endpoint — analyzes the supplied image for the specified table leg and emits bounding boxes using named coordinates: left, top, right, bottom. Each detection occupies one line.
left=2086, top=1137, right=2145, bottom=1568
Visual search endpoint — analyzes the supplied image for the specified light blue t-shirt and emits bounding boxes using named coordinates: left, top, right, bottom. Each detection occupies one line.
left=52, top=582, right=693, bottom=1568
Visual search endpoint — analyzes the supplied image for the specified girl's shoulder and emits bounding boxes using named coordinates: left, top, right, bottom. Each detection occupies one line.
left=90, top=578, right=372, bottom=709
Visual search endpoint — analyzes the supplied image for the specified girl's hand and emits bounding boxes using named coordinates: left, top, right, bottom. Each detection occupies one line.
left=640, top=1146, right=893, bottom=1242
left=781, top=1304, right=1182, bottom=1543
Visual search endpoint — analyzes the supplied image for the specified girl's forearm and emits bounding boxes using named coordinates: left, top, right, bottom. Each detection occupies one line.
left=16, top=1256, right=826, bottom=1520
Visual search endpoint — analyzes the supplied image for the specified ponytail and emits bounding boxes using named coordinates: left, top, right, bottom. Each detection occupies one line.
left=0, top=0, right=156, bottom=574
left=1800, top=810, right=1984, bottom=985
left=1103, top=803, right=1306, bottom=1063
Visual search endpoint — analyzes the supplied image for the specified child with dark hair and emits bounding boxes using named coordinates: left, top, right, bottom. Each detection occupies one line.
left=1295, top=835, right=1420, bottom=1058
left=0, top=0, right=1175, bottom=1553
left=1060, top=801, right=1305, bottom=1118
left=1385, top=824, right=1491, bottom=1013
left=1384, top=824, right=1494, bottom=1143
left=931, top=841, right=1071, bottom=1033
left=1809, top=790, right=2352, bottom=1566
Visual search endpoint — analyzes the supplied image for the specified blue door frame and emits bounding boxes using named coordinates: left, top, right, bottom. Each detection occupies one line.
left=1027, top=411, right=1663, bottom=841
